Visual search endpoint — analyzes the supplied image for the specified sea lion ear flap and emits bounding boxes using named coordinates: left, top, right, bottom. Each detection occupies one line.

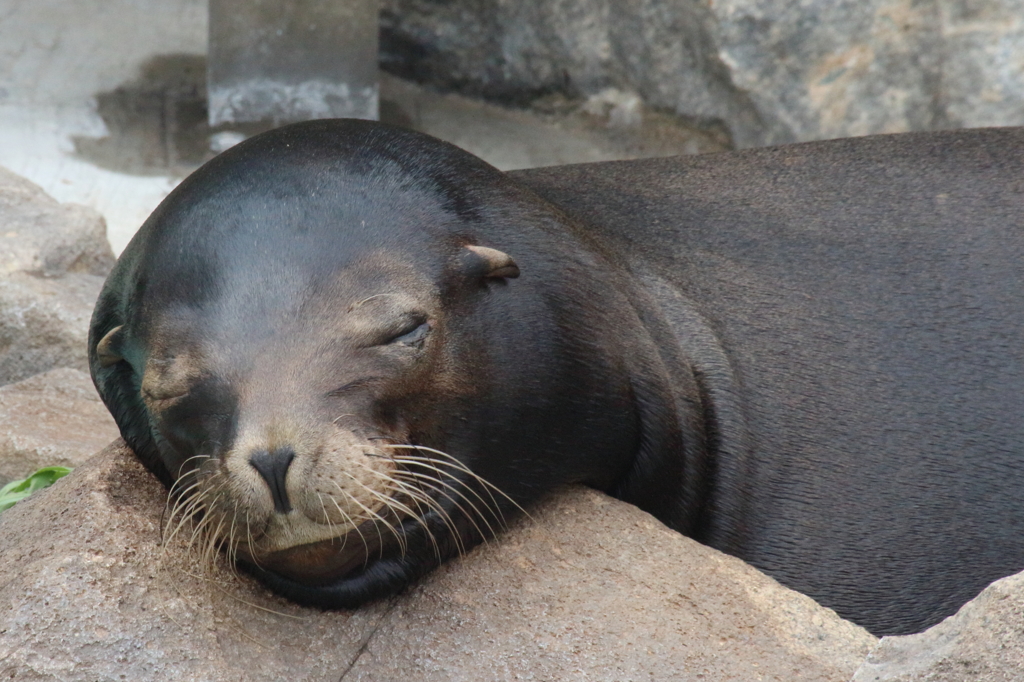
left=95, top=325, right=125, bottom=367
left=461, top=244, right=520, bottom=280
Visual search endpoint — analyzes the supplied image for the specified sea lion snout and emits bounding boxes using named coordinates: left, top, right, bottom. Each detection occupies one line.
left=248, top=447, right=296, bottom=513
left=196, top=418, right=401, bottom=563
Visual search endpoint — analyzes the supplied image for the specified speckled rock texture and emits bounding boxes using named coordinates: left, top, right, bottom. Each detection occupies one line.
left=0, top=166, right=114, bottom=385
left=0, top=442, right=876, bottom=682
left=381, top=0, right=1024, bottom=148
left=0, top=367, right=118, bottom=484
left=0, top=166, right=114, bottom=278
left=853, top=570, right=1024, bottom=681
left=0, top=272, right=107, bottom=387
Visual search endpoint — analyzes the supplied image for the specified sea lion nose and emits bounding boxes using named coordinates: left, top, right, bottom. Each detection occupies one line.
left=249, top=447, right=296, bottom=513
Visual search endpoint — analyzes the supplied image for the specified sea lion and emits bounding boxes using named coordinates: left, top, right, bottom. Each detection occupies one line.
left=89, top=120, right=1024, bottom=636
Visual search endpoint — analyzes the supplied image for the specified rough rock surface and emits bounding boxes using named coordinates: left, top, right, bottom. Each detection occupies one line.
left=381, top=0, right=1024, bottom=147
left=0, top=367, right=118, bottom=485
left=0, top=271, right=106, bottom=385
left=380, top=0, right=764, bottom=145
left=0, top=442, right=876, bottom=682
left=0, top=166, right=114, bottom=277
left=379, top=72, right=728, bottom=170
left=853, top=570, right=1024, bottom=681
left=0, top=166, right=114, bottom=386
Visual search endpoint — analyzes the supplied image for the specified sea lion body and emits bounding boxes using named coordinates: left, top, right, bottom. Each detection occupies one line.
left=90, top=121, right=1024, bottom=636
left=511, top=130, right=1024, bottom=634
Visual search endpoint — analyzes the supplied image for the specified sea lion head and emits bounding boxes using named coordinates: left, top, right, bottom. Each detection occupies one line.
left=89, top=119, right=703, bottom=606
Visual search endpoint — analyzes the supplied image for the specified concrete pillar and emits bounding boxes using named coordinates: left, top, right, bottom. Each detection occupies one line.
left=208, top=0, right=378, bottom=126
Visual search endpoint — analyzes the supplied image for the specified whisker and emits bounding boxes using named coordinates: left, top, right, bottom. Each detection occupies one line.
left=185, top=478, right=227, bottom=567
left=382, top=444, right=529, bottom=519
left=315, top=492, right=336, bottom=536
left=242, top=508, right=265, bottom=571
left=389, top=452, right=514, bottom=531
left=163, top=499, right=204, bottom=560
left=355, top=459, right=452, bottom=525
left=162, top=481, right=205, bottom=544
left=388, top=466, right=495, bottom=547
left=328, top=497, right=361, bottom=557
left=344, top=465, right=447, bottom=558
left=328, top=479, right=403, bottom=560
left=369, top=473, right=461, bottom=560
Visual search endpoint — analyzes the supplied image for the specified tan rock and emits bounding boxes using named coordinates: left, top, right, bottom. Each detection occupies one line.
left=0, top=367, right=118, bottom=484
left=853, top=571, right=1024, bottom=681
left=0, top=165, right=116, bottom=386
left=0, top=442, right=387, bottom=682
left=0, top=442, right=875, bottom=681
left=348, top=487, right=877, bottom=682
left=0, top=271, right=105, bottom=385
left=0, top=165, right=114, bottom=278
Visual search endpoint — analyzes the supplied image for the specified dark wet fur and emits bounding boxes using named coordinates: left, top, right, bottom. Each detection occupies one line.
left=91, top=121, right=1024, bottom=636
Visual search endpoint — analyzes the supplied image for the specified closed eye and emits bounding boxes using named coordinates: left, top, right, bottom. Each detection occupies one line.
left=348, top=310, right=433, bottom=349
left=328, top=377, right=382, bottom=397
left=141, top=386, right=191, bottom=403
left=390, top=320, right=431, bottom=348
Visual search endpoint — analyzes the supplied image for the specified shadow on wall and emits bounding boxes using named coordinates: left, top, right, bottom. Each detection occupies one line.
left=72, top=55, right=260, bottom=177
left=74, top=54, right=731, bottom=178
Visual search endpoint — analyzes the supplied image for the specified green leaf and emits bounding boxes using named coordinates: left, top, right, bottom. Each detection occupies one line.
left=0, top=466, right=72, bottom=514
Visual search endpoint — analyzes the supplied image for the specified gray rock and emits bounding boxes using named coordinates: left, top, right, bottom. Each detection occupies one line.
left=0, top=442, right=876, bottom=682
left=0, top=166, right=114, bottom=386
left=939, top=1, right=1024, bottom=130
left=0, top=271, right=105, bottom=385
left=853, top=570, right=1024, bottom=681
left=379, top=0, right=769, bottom=147
left=0, top=367, right=118, bottom=485
left=380, top=73, right=727, bottom=172
left=709, top=0, right=939, bottom=143
left=0, top=165, right=115, bottom=277
left=380, top=0, right=1024, bottom=147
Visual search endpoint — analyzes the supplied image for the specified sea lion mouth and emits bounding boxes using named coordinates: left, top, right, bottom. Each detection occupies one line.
left=239, top=518, right=394, bottom=586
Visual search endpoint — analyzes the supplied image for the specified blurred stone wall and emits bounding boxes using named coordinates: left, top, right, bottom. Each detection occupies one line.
left=0, top=0, right=206, bottom=107
left=381, top=0, right=1024, bottom=148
